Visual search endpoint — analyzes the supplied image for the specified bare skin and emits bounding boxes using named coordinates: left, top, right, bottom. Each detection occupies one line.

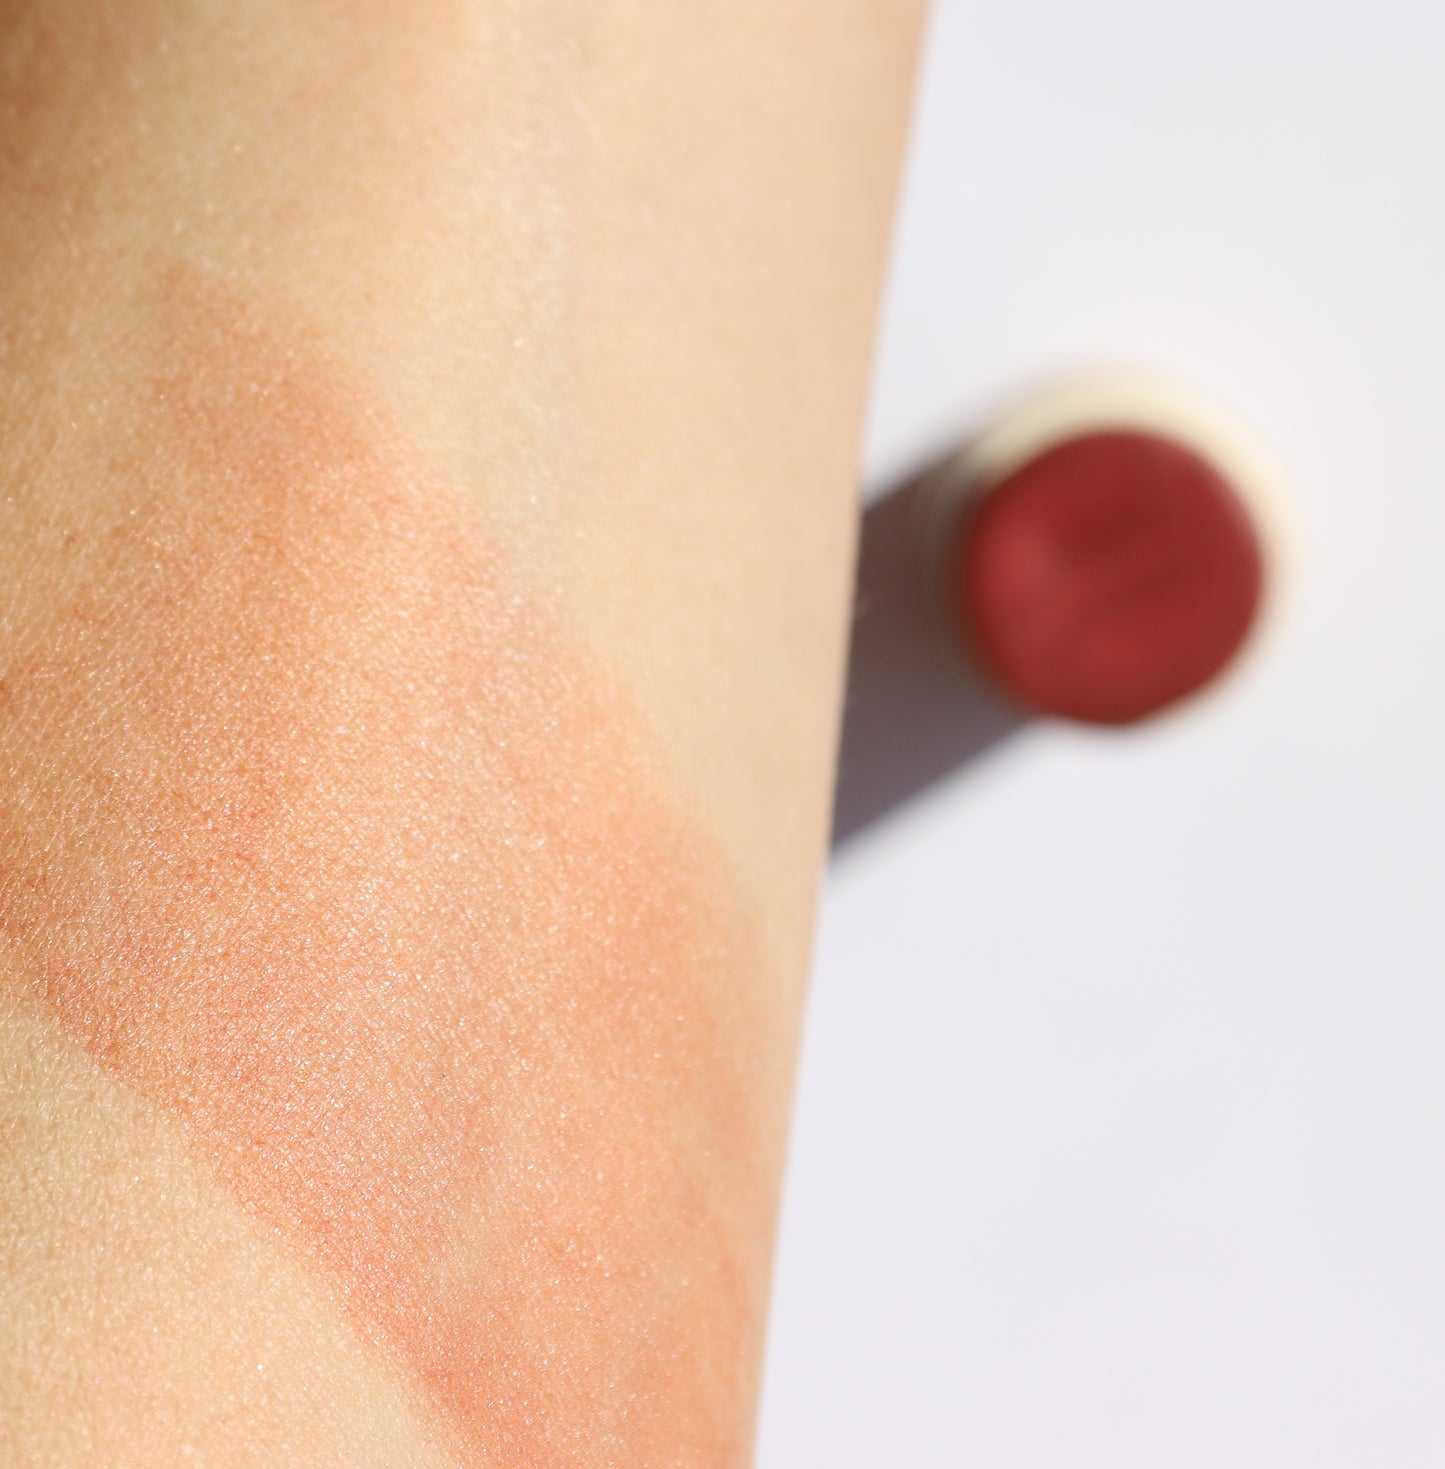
left=0, top=3, right=927, bottom=1464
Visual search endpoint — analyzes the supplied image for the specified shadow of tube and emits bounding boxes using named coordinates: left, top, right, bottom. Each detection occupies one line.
left=830, top=454, right=1029, bottom=851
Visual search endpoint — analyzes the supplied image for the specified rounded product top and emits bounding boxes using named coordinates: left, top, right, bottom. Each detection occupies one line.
left=952, top=428, right=1266, bottom=725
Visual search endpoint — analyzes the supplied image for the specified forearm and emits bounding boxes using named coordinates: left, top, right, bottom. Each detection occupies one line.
left=0, top=4, right=924, bottom=1463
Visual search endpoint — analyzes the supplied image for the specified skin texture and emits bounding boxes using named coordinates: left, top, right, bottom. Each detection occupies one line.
left=2, top=276, right=771, bottom=1462
left=0, top=992, right=460, bottom=1467
left=0, top=2, right=928, bottom=1462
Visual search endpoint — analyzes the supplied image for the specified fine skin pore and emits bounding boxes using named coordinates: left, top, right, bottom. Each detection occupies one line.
left=0, top=3, right=926, bottom=1464
left=4, top=276, right=774, bottom=1462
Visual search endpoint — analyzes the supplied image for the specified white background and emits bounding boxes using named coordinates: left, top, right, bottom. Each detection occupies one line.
left=757, top=2, right=1445, bottom=1464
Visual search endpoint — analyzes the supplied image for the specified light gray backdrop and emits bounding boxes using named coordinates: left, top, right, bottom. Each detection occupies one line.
left=757, top=2, right=1445, bottom=1463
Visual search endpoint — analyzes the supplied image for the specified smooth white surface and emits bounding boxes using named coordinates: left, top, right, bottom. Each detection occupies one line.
left=757, top=3, right=1445, bottom=1464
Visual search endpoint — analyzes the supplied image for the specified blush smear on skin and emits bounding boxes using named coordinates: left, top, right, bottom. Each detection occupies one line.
left=0, top=280, right=772, bottom=1464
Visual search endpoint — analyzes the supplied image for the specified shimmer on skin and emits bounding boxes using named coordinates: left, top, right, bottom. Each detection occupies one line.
left=0, top=278, right=772, bottom=1464
left=0, top=992, right=458, bottom=1468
